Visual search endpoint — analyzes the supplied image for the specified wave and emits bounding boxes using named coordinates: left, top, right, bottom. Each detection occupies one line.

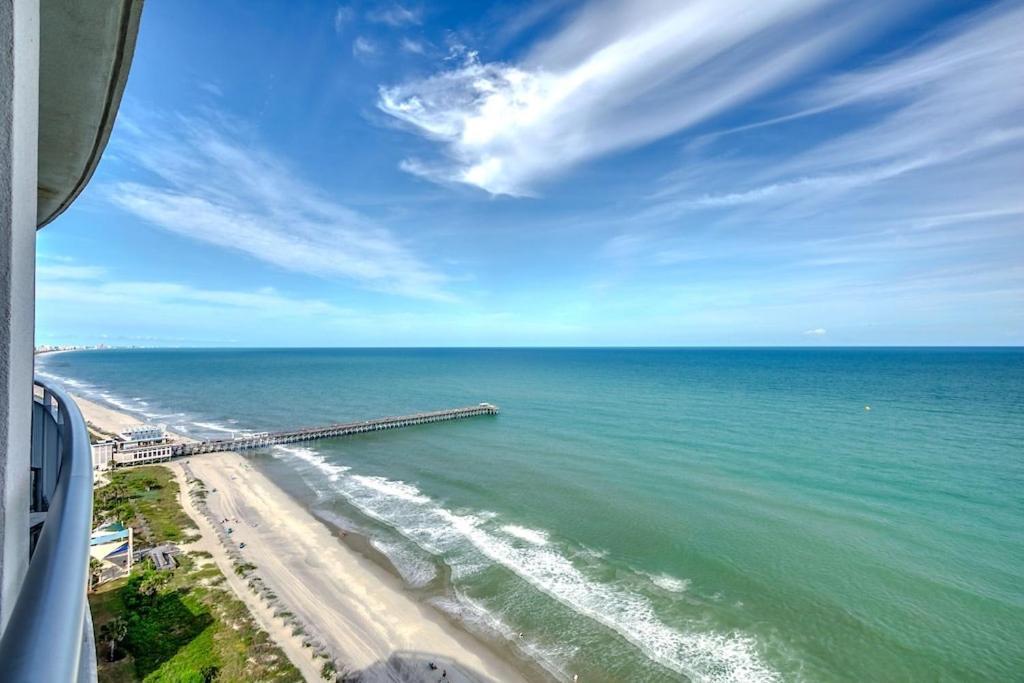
left=430, top=590, right=574, bottom=681
left=37, top=366, right=250, bottom=437
left=36, top=369, right=171, bottom=423
left=269, top=445, right=780, bottom=682
left=501, top=524, right=550, bottom=546
left=272, top=445, right=350, bottom=483
left=369, top=538, right=437, bottom=588
left=349, top=475, right=431, bottom=504
left=433, top=508, right=778, bottom=682
left=643, top=572, right=692, bottom=594
left=192, top=421, right=239, bottom=434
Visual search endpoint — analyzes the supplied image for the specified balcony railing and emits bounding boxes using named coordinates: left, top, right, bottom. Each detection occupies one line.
left=0, top=377, right=96, bottom=681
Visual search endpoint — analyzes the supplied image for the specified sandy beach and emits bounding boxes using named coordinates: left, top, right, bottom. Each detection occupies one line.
left=76, top=395, right=530, bottom=683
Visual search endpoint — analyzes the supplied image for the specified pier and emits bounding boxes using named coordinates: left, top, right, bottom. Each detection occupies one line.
left=171, top=403, right=499, bottom=457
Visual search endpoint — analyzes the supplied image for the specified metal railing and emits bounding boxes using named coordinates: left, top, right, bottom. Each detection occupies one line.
left=0, top=377, right=96, bottom=682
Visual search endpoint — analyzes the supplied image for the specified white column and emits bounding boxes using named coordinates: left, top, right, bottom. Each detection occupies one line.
left=0, top=0, right=39, bottom=629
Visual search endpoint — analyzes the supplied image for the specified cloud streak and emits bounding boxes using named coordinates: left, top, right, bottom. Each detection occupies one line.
left=662, top=3, right=1024, bottom=211
left=108, top=112, right=453, bottom=301
left=35, top=265, right=586, bottom=347
left=377, top=0, right=890, bottom=195
left=366, top=4, right=421, bottom=27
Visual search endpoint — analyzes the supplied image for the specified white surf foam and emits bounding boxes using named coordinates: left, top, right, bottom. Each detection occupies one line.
left=645, top=572, right=692, bottom=593
left=192, top=421, right=238, bottom=434
left=349, top=475, right=430, bottom=504
left=369, top=538, right=437, bottom=588
left=430, top=590, right=574, bottom=682
left=432, top=508, right=778, bottom=682
left=501, top=524, right=550, bottom=546
left=272, top=445, right=350, bottom=482
left=270, top=446, right=779, bottom=682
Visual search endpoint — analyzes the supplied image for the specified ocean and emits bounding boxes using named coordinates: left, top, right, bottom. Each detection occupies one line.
left=38, top=348, right=1024, bottom=682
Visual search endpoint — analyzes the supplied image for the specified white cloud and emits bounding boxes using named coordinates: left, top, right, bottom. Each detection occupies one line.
left=36, top=264, right=108, bottom=280
left=39, top=277, right=356, bottom=319
left=35, top=266, right=587, bottom=346
left=366, top=4, right=421, bottom=27
left=377, top=0, right=889, bottom=195
left=334, top=6, right=355, bottom=34
left=672, top=4, right=1024, bottom=210
left=803, top=328, right=827, bottom=336
left=399, top=37, right=425, bottom=55
left=352, top=36, right=378, bottom=58
left=198, top=82, right=223, bottom=97
left=108, top=113, right=453, bottom=301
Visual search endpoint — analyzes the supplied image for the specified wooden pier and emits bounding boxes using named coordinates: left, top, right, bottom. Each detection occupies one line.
left=171, top=402, right=499, bottom=457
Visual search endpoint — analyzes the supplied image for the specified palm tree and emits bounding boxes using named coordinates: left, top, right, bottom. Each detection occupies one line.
left=88, top=557, right=102, bottom=591
left=98, top=617, right=127, bottom=662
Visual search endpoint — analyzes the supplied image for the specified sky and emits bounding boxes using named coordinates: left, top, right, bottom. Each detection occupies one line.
left=36, top=0, right=1024, bottom=347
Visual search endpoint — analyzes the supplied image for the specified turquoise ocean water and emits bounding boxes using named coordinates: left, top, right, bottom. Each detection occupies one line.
left=39, top=348, right=1023, bottom=681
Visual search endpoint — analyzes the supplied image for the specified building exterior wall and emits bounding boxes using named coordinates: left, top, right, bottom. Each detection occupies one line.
left=113, top=443, right=174, bottom=466
left=0, top=0, right=39, bottom=630
left=121, top=425, right=163, bottom=442
left=91, top=441, right=114, bottom=470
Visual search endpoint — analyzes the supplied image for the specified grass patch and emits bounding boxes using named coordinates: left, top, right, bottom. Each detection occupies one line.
left=90, top=466, right=301, bottom=682
left=94, top=466, right=197, bottom=544
left=91, top=557, right=301, bottom=683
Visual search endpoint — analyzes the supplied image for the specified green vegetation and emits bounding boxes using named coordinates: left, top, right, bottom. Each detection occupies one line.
left=94, top=466, right=198, bottom=544
left=90, top=467, right=302, bottom=682
left=233, top=562, right=257, bottom=576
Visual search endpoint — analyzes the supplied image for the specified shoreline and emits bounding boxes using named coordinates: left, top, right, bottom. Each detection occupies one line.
left=75, top=394, right=535, bottom=683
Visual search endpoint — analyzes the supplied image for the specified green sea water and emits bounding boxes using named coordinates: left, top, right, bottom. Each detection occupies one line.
left=40, top=348, right=1024, bottom=681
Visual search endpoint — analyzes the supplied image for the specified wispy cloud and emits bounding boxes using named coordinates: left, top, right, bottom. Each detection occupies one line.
left=198, top=81, right=223, bottom=97
left=352, top=36, right=378, bottom=58
left=36, top=263, right=108, bottom=280
left=803, top=328, right=827, bottom=336
left=36, top=266, right=584, bottom=346
left=108, top=112, right=453, bottom=301
left=366, top=4, right=421, bottom=27
left=673, top=3, right=1024, bottom=210
left=399, top=37, right=425, bottom=55
left=39, top=275, right=356, bottom=320
left=333, top=6, right=355, bottom=34
left=377, top=0, right=891, bottom=195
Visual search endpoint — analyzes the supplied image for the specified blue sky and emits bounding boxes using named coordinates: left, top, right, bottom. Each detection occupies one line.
left=37, top=0, right=1023, bottom=346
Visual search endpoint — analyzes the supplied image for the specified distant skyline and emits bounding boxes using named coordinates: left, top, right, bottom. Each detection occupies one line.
left=37, top=0, right=1023, bottom=347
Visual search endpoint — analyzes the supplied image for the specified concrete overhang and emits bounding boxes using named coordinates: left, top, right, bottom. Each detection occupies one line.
left=36, top=0, right=143, bottom=229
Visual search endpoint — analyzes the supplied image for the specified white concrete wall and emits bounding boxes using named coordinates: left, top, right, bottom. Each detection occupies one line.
left=0, top=0, right=39, bottom=629
left=91, top=441, right=113, bottom=470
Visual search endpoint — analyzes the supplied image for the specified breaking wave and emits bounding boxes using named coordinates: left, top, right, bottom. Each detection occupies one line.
left=270, top=444, right=780, bottom=682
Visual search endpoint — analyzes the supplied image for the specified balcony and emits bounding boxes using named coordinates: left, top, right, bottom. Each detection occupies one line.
left=0, top=377, right=96, bottom=681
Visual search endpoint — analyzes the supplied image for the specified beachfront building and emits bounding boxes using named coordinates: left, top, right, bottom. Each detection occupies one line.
left=91, top=440, right=115, bottom=471
left=113, top=442, right=175, bottom=466
left=0, top=2, right=143, bottom=680
left=112, top=425, right=174, bottom=467
left=120, top=424, right=164, bottom=442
